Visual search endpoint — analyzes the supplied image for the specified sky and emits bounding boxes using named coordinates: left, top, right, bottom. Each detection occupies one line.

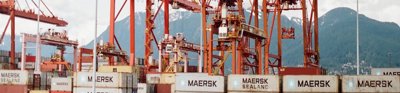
left=1, top=0, right=399, bottom=46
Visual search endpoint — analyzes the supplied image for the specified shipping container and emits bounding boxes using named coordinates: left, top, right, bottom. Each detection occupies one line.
left=16, top=61, right=35, bottom=69
left=0, top=85, right=29, bottom=93
left=98, top=65, right=138, bottom=73
left=371, top=68, right=400, bottom=76
left=51, top=77, right=72, bottom=91
left=0, top=57, right=10, bottom=63
left=187, top=66, right=198, bottom=72
left=49, top=91, right=72, bottom=93
left=155, top=84, right=174, bottom=93
left=74, top=72, right=137, bottom=88
left=0, top=70, right=29, bottom=85
left=341, top=75, right=400, bottom=92
left=30, top=90, right=50, bottom=93
left=175, top=73, right=208, bottom=76
left=0, top=50, right=9, bottom=57
left=160, top=73, right=175, bottom=84
left=146, top=73, right=161, bottom=84
left=137, top=83, right=148, bottom=93
left=80, top=56, right=93, bottom=62
left=174, top=74, right=224, bottom=93
left=279, top=67, right=325, bottom=75
left=73, top=87, right=133, bottom=93
left=77, top=63, right=93, bottom=71
left=282, top=75, right=339, bottom=92
left=227, top=74, right=280, bottom=92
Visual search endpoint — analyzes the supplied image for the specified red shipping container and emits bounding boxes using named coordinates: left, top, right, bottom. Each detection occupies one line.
left=80, top=56, right=93, bottom=62
left=50, top=91, right=72, bottom=93
left=187, top=66, right=198, bottom=72
left=0, top=85, right=29, bottom=93
left=155, top=84, right=172, bottom=93
left=278, top=67, right=325, bottom=75
left=26, top=56, right=36, bottom=62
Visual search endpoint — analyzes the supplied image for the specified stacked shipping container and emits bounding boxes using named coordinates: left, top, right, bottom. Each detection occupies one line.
left=0, top=70, right=30, bottom=93
left=73, top=71, right=137, bottom=93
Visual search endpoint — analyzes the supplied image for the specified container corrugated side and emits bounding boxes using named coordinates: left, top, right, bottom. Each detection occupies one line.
left=227, top=74, right=280, bottom=92
left=371, top=68, right=400, bottom=76
left=175, top=75, right=224, bottom=92
left=0, top=70, right=29, bottom=85
left=51, top=77, right=72, bottom=91
left=282, top=75, right=339, bottom=92
left=73, top=72, right=135, bottom=88
left=73, top=87, right=132, bottom=93
left=342, top=75, right=400, bottom=92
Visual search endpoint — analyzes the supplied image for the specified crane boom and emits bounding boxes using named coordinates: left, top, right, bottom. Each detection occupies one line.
left=0, top=2, right=68, bottom=26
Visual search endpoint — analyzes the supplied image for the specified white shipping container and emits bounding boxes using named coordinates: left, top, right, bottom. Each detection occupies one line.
left=74, top=72, right=137, bottom=88
left=78, top=63, right=92, bottom=71
left=51, top=77, right=72, bottom=91
left=175, top=75, right=224, bottom=92
left=227, top=74, right=280, bottom=92
left=160, top=73, right=175, bottom=84
left=98, top=66, right=136, bottom=73
left=29, top=90, right=49, bottom=93
left=342, top=75, right=400, bottom=92
left=146, top=74, right=161, bottom=84
left=283, top=75, right=339, bottom=92
left=137, top=83, right=150, bottom=93
left=175, top=73, right=208, bottom=77
left=0, top=70, right=29, bottom=85
left=17, top=62, right=35, bottom=69
left=371, top=68, right=400, bottom=76
left=73, top=87, right=133, bottom=93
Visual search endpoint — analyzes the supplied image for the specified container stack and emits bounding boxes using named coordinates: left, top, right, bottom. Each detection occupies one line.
left=0, top=70, right=30, bottom=93
left=0, top=50, right=9, bottom=69
left=73, top=71, right=137, bottom=93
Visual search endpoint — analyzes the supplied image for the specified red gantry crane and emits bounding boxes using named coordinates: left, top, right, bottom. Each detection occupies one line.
left=263, top=0, right=322, bottom=75
left=200, top=0, right=266, bottom=75
left=144, top=0, right=213, bottom=75
left=0, top=0, right=67, bottom=69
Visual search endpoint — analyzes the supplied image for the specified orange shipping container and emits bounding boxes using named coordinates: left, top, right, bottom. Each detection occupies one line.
left=0, top=85, right=29, bottom=93
left=80, top=56, right=93, bottom=62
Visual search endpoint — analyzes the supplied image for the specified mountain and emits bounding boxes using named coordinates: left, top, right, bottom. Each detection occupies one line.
left=318, top=7, right=400, bottom=75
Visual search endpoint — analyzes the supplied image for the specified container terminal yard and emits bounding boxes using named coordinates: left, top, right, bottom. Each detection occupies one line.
left=0, top=0, right=399, bottom=93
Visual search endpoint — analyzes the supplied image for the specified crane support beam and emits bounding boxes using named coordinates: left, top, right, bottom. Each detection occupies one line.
left=129, top=0, right=135, bottom=66
left=0, top=8, right=67, bottom=26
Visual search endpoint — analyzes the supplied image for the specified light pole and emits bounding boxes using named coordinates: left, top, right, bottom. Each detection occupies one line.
left=356, top=0, right=360, bottom=75
left=92, top=0, right=98, bottom=92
